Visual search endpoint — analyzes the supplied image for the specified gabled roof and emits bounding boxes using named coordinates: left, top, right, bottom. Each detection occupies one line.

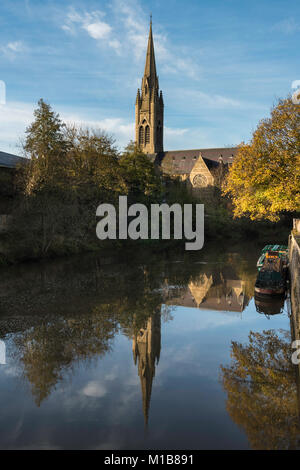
left=156, top=147, right=238, bottom=175
left=0, top=151, right=27, bottom=169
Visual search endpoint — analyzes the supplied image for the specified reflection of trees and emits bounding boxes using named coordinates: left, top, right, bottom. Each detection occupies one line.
left=0, top=244, right=258, bottom=407
left=221, top=330, right=299, bottom=449
left=13, top=309, right=119, bottom=406
left=6, top=258, right=169, bottom=406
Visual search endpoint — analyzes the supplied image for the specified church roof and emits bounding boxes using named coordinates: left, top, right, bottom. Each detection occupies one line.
left=156, top=147, right=238, bottom=174
left=0, top=151, right=26, bottom=168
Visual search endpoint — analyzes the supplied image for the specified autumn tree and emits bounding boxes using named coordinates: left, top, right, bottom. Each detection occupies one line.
left=223, top=97, right=300, bottom=221
left=221, top=330, right=300, bottom=449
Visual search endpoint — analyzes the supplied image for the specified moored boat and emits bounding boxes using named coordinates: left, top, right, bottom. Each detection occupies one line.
left=256, top=244, right=288, bottom=271
left=254, top=256, right=287, bottom=296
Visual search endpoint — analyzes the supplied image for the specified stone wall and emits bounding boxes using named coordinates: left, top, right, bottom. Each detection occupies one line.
left=293, top=219, right=300, bottom=233
left=289, top=232, right=300, bottom=338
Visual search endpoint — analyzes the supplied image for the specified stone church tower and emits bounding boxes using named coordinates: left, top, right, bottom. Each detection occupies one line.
left=135, top=19, right=164, bottom=154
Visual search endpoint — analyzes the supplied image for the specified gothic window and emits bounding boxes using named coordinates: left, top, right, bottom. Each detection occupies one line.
left=145, top=125, right=150, bottom=144
left=139, top=126, right=144, bottom=145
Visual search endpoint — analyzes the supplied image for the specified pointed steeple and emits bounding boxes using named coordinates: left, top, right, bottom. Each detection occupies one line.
left=143, top=16, right=157, bottom=87
left=135, top=17, right=164, bottom=154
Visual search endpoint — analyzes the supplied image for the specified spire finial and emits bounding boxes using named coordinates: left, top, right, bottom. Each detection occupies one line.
left=150, top=13, right=152, bottom=26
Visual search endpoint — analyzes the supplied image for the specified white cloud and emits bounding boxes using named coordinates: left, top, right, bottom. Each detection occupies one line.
left=272, top=18, right=300, bottom=34
left=0, top=100, right=199, bottom=153
left=108, top=39, right=122, bottom=53
left=165, top=127, right=188, bottom=137
left=83, top=21, right=111, bottom=40
left=191, top=90, right=242, bottom=109
left=0, top=101, right=134, bottom=153
left=0, top=101, right=34, bottom=154
left=113, top=0, right=201, bottom=78
left=81, top=381, right=107, bottom=398
left=63, top=115, right=135, bottom=149
left=0, top=41, right=26, bottom=59
left=62, top=8, right=120, bottom=53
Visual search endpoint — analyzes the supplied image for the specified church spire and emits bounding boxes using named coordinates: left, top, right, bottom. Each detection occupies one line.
left=143, top=16, right=157, bottom=85
left=135, top=18, right=164, bottom=154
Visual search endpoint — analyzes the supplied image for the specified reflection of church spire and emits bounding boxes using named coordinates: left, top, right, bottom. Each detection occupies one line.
left=132, top=313, right=161, bottom=427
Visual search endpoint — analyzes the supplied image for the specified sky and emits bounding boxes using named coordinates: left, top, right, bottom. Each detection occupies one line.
left=0, top=0, right=299, bottom=155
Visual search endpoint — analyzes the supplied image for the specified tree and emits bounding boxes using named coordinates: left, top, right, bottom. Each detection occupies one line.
left=21, top=98, right=68, bottom=195
left=63, top=125, right=127, bottom=203
left=223, top=97, right=300, bottom=221
left=119, top=142, right=163, bottom=204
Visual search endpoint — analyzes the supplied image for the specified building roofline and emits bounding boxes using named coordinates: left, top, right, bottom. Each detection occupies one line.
left=163, top=147, right=238, bottom=153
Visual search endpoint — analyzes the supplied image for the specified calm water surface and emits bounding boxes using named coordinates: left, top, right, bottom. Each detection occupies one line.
left=0, top=242, right=296, bottom=449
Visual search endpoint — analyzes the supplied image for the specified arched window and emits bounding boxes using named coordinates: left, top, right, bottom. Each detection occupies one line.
left=139, top=126, right=144, bottom=145
left=145, top=125, right=150, bottom=144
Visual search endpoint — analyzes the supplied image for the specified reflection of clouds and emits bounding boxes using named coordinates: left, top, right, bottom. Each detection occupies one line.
left=1, top=364, right=19, bottom=377
left=82, top=381, right=107, bottom=398
left=165, top=306, right=241, bottom=334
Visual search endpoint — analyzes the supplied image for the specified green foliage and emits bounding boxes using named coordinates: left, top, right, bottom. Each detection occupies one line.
left=63, top=125, right=126, bottom=203
left=21, top=99, right=68, bottom=195
left=119, top=142, right=163, bottom=204
left=6, top=102, right=164, bottom=262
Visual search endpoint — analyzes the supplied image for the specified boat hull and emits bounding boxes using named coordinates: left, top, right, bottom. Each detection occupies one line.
left=254, top=286, right=285, bottom=296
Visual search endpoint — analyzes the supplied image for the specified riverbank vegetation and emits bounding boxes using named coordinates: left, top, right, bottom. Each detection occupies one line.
left=0, top=97, right=297, bottom=265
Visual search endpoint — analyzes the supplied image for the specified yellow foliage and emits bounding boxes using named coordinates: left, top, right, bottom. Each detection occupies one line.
left=223, top=97, right=300, bottom=221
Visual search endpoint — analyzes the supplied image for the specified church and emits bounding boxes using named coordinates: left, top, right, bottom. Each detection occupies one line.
left=135, top=20, right=238, bottom=189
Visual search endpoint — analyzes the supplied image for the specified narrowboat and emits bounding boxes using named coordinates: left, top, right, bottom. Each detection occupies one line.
left=256, top=244, right=288, bottom=271
left=254, top=256, right=287, bottom=296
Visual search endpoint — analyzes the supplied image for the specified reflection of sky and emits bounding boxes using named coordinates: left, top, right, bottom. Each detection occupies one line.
left=0, top=298, right=290, bottom=450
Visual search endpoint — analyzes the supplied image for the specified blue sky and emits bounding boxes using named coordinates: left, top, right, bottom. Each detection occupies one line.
left=0, top=0, right=299, bottom=154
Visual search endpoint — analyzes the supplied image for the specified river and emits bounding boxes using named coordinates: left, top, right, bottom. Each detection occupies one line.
left=0, top=241, right=297, bottom=450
